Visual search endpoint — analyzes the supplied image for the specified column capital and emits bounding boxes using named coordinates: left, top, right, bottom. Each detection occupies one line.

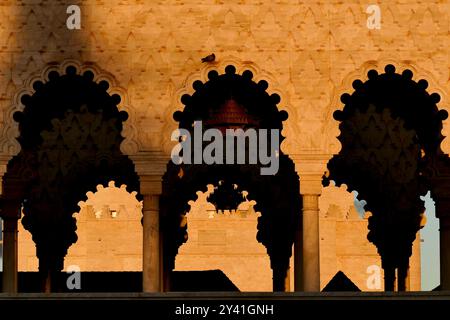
left=129, top=151, right=169, bottom=176
left=0, top=154, right=12, bottom=164
left=299, top=174, right=323, bottom=195
left=129, top=151, right=170, bottom=195
left=428, top=155, right=450, bottom=219
left=0, top=198, right=22, bottom=219
left=139, top=176, right=163, bottom=195
left=290, top=154, right=331, bottom=195
left=0, top=154, right=11, bottom=195
left=290, top=153, right=331, bottom=175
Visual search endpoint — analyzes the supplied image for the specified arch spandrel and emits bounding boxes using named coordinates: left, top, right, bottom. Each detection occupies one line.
left=0, top=60, right=141, bottom=162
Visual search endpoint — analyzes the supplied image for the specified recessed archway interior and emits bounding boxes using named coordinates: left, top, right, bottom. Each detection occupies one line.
left=174, top=184, right=272, bottom=292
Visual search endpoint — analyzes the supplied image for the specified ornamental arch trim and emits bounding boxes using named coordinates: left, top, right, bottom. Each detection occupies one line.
left=0, top=60, right=140, bottom=159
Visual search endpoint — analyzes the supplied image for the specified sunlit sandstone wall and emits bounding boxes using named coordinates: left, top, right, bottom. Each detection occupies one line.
left=1, top=0, right=442, bottom=291
left=18, top=182, right=143, bottom=272
left=0, top=1, right=448, bottom=159
left=174, top=188, right=272, bottom=292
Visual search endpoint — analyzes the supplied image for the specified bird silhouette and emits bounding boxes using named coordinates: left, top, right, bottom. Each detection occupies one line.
left=201, top=53, right=216, bottom=63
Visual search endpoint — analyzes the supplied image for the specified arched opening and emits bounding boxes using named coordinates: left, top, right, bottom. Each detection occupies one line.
left=325, top=65, right=448, bottom=291
left=0, top=65, right=140, bottom=292
left=162, top=65, right=300, bottom=292
left=174, top=184, right=272, bottom=292
left=66, top=181, right=142, bottom=272
left=17, top=181, right=142, bottom=291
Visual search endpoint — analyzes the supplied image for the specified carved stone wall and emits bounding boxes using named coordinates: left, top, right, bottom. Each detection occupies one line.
left=0, top=1, right=448, bottom=159
left=1, top=0, right=447, bottom=291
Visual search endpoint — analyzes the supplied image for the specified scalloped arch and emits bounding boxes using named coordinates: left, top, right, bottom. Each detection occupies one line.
left=161, top=56, right=296, bottom=156
left=322, top=60, right=449, bottom=156
left=0, top=60, right=140, bottom=160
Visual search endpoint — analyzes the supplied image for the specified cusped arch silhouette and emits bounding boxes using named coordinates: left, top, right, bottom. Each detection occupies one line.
left=322, top=61, right=449, bottom=155
left=325, top=64, right=448, bottom=291
left=1, top=65, right=140, bottom=291
left=0, top=60, right=140, bottom=157
left=162, top=57, right=296, bottom=156
left=162, top=66, right=300, bottom=291
left=173, top=65, right=288, bottom=131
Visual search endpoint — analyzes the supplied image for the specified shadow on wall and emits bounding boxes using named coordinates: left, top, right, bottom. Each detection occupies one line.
left=0, top=270, right=239, bottom=292
left=0, top=1, right=140, bottom=292
left=1, top=2, right=91, bottom=228
left=11, top=1, right=95, bottom=68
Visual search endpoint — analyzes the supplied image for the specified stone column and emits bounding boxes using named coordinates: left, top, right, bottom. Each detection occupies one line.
left=397, top=264, right=408, bottom=292
left=131, top=152, right=168, bottom=293
left=2, top=217, right=18, bottom=293
left=272, top=264, right=289, bottom=292
left=292, top=155, right=329, bottom=292
left=284, top=267, right=291, bottom=291
left=142, top=194, right=161, bottom=292
left=404, top=267, right=411, bottom=291
left=429, top=157, right=450, bottom=291
left=302, top=192, right=321, bottom=291
left=0, top=159, right=20, bottom=293
left=294, top=211, right=303, bottom=291
left=384, top=265, right=396, bottom=291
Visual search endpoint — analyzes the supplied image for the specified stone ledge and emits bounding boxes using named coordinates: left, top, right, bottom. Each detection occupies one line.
left=0, top=292, right=449, bottom=300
